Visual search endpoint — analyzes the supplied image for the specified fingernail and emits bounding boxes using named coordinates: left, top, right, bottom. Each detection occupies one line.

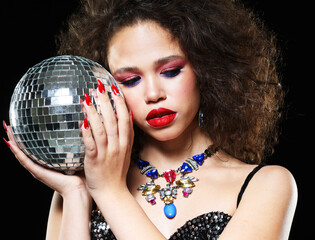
left=84, top=93, right=92, bottom=106
left=97, top=79, right=105, bottom=94
left=3, top=137, right=10, bottom=148
left=84, top=118, right=89, bottom=129
left=3, top=120, right=7, bottom=132
left=111, top=84, right=120, bottom=96
left=130, top=111, right=134, bottom=123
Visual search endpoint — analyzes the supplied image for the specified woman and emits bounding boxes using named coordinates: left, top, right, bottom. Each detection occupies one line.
left=4, top=0, right=297, bottom=239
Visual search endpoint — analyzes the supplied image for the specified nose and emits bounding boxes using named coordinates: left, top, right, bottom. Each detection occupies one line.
left=144, top=75, right=167, bottom=104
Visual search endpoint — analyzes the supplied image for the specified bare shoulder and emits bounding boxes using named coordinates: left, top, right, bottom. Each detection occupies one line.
left=240, top=164, right=298, bottom=212
left=252, top=165, right=298, bottom=198
left=220, top=164, right=298, bottom=239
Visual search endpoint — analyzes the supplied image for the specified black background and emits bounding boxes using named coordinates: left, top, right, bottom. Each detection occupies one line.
left=1, top=1, right=311, bottom=239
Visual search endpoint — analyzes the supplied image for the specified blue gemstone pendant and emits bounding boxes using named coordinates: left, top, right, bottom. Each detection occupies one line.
left=180, top=162, right=192, bottom=173
left=146, top=168, right=159, bottom=178
left=164, top=203, right=177, bottom=219
left=192, top=154, right=205, bottom=165
left=138, top=159, right=149, bottom=169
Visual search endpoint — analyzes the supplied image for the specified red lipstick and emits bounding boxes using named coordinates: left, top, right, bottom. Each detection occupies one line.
left=146, top=108, right=177, bottom=128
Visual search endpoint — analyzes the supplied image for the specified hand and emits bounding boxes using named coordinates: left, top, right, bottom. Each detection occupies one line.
left=4, top=122, right=89, bottom=199
left=82, top=83, right=134, bottom=200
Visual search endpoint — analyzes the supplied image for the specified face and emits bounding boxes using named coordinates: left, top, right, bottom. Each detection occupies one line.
left=107, top=21, right=200, bottom=142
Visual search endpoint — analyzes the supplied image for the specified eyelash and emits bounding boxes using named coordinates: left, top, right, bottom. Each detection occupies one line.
left=161, top=67, right=183, bottom=78
left=120, top=66, right=183, bottom=87
left=120, top=76, right=141, bottom=87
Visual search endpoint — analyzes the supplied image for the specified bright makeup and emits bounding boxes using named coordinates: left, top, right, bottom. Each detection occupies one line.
left=146, top=108, right=177, bottom=128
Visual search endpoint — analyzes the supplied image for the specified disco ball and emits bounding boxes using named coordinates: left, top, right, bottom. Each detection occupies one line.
left=9, top=55, right=122, bottom=175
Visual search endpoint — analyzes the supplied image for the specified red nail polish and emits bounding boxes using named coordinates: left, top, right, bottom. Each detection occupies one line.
left=84, top=118, right=89, bottom=129
left=111, top=84, right=120, bottom=96
left=98, top=79, right=105, bottom=94
left=130, top=111, right=134, bottom=123
left=3, top=138, right=10, bottom=148
left=3, top=120, right=7, bottom=132
left=84, top=93, right=92, bottom=106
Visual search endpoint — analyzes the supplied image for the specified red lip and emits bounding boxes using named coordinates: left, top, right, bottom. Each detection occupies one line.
left=146, top=108, right=177, bottom=128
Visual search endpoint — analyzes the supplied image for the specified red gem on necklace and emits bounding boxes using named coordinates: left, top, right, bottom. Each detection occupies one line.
left=164, top=170, right=176, bottom=183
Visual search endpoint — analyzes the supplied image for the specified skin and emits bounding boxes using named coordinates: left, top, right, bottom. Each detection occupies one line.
left=5, top=21, right=297, bottom=240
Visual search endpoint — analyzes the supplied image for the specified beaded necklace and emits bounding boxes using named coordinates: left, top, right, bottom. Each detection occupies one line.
left=137, top=145, right=218, bottom=219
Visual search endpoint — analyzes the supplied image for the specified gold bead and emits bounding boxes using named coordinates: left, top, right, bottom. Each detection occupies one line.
left=164, top=195, right=173, bottom=204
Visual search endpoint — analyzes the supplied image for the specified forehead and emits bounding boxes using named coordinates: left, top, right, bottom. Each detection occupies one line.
left=107, top=21, right=184, bottom=72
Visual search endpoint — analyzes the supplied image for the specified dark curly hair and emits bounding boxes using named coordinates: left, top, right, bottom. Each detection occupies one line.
left=57, top=0, right=284, bottom=164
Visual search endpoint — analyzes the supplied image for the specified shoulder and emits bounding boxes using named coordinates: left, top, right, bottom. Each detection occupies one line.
left=220, top=165, right=298, bottom=239
left=232, top=163, right=298, bottom=205
left=237, top=164, right=298, bottom=225
left=252, top=165, right=297, bottom=197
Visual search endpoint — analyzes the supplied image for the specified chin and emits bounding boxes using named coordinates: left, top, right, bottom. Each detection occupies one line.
left=146, top=126, right=187, bottom=142
left=153, top=134, right=177, bottom=142
left=138, top=118, right=199, bottom=143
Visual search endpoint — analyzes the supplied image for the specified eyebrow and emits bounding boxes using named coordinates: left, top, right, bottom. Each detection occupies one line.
left=112, top=55, right=184, bottom=75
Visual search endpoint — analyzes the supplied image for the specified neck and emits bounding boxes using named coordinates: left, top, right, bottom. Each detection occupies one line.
left=139, top=120, right=212, bottom=171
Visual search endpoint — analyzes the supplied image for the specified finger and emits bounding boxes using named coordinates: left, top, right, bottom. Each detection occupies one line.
left=81, top=117, right=97, bottom=160
left=84, top=92, right=107, bottom=147
left=5, top=125, right=45, bottom=173
left=6, top=124, right=17, bottom=144
left=112, top=93, right=133, bottom=147
left=5, top=124, right=49, bottom=174
left=5, top=132, right=61, bottom=182
left=97, top=81, right=118, bottom=139
left=5, top=125, right=84, bottom=194
left=3, top=120, right=8, bottom=133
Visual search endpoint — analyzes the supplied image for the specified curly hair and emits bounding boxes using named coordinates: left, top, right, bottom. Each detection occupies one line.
left=57, top=0, right=284, bottom=164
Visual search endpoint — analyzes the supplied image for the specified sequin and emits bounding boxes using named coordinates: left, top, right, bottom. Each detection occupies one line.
left=90, top=210, right=231, bottom=240
left=169, top=212, right=231, bottom=240
left=90, top=209, right=115, bottom=240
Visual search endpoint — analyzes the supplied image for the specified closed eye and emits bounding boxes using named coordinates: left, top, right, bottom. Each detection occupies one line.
left=161, top=67, right=182, bottom=78
left=120, top=76, right=141, bottom=87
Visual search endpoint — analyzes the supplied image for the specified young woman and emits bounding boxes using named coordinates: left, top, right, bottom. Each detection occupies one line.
left=4, top=0, right=297, bottom=239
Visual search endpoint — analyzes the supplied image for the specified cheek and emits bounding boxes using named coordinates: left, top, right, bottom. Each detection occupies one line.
left=123, top=90, right=140, bottom=114
left=173, top=73, right=200, bottom=106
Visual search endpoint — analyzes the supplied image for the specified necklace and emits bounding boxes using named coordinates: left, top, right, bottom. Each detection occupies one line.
left=137, top=145, right=218, bottom=219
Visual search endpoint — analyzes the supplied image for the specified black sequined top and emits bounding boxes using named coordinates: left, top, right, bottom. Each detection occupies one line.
left=90, top=164, right=266, bottom=240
